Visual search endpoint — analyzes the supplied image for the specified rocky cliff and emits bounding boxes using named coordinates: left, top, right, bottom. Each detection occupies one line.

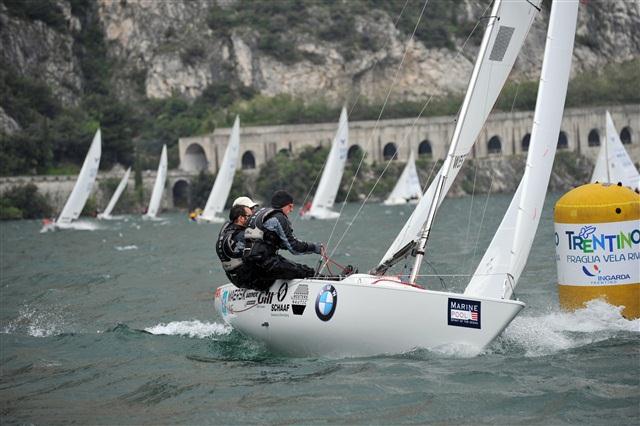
left=2, top=0, right=639, bottom=117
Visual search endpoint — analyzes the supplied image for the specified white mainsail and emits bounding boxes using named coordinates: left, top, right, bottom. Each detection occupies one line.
left=144, top=145, right=168, bottom=219
left=305, top=107, right=349, bottom=220
left=198, top=116, right=241, bottom=223
left=98, top=167, right=131, bottom=219
left=57, top=129, right=102, bottom=224
left=378, top=0, right=540, bottom=270
left=384, top=151, right=422, bottom=205
left=591, top=111, right=639, bottom=190
left=465, top=0, right=579, bottom=299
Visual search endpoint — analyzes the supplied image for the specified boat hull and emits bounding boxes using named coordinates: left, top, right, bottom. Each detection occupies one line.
left=301, top=208, right=340, bottom=220
left=213, top=274, right=524, bottom=357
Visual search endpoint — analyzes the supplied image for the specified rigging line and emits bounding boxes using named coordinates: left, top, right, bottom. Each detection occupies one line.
left=470, top=167, right=495, bottom=273
left=306, top=0, right=411, bottom=235
left=463, top=161, right=479, bottom=272
left=322, top=0, right=432, bottom=263
left=293, top=149, right=330, bottom=224
left=331, top=0, right=494, bottom=263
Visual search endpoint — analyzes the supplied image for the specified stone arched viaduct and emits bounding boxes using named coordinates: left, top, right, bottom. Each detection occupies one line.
left=179, top=105, right=639, bottom=174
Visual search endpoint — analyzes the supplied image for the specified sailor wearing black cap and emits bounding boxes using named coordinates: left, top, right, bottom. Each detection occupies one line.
left=242, top=190, right=322, bottom=291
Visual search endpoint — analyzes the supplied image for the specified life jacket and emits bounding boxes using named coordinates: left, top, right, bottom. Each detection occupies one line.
left=215, top=222, right=244, bottom=271
left=243, top=207, right=281, bottom=260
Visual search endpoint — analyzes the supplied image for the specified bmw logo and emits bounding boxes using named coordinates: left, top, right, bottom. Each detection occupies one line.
left=315, top=285, right=337, bottom=322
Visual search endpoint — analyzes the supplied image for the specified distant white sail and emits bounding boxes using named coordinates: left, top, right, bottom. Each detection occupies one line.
left=199, top=116, right=241, bottom=223
left=98, top=167, right=131, bottom=219
left=379, top=0, right=539, bottom=268
left=305, top=107, right=349, bottom=220
left=591, top=111, right=639, bottom=190
left=384, top=151, right=422, bottom=205
left=465, top=0, right=579, bottom=299
left=57, top=129, right=102, bottom=224
left=144, top=145, right=168, bottom=219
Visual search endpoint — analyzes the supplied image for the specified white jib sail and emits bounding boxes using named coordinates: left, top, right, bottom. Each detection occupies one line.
left=379, top=0, right=540, bottom=267
left=200, top=116, right=241, bottom=222
left=591, top=111, right=640, bottom=190
left=465, top=0, right=579, bottom=300
left=100, top=167, right=131, bottom=218
left=384, top=151, right=422, bottom=205
left=308, top=106, right=349, bottom=218
left=145, top=145, right=168, bottom=218
left=57, top=129, right=102, bottom=224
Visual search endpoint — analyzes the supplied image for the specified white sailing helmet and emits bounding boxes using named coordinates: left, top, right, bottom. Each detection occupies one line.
left=232, top=196, right=259, bottom=208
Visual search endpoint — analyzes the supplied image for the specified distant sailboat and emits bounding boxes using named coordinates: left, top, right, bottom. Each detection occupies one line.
left=302, top=107, right=349, bottom=220
left=143, top=145, right=168, bottom=219
left=383, top=151, right=422, bottom=205
left=591, top=111, right=639, bottom=190
left=197, top=116, right=241, bottom=223
left=98, top=167, right=131, bottom=220
left=41, top=129, right=102, bottom=232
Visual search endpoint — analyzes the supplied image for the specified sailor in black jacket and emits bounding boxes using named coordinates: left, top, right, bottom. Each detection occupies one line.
left=216, top=204, right=256, bottom=288
left=243, top=190, right=321, bottom=291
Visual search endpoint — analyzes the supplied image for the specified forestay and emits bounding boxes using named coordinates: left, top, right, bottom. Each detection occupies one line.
left=307, top=107, right=349, bottom=218
left=100, top=167, right=131, bottom=218
left=200, top=116, right=241, bottom=222
left=377, top=0, right=540, bottom=271
left=591, top=111, right=640, bottom=190
left=57, top=129, right=102, bottom=224
left=145, top=145, right=168, bottom=219
left=465, top=0, right=579, bottom=299
left=384, top=151, right=422, bottom=205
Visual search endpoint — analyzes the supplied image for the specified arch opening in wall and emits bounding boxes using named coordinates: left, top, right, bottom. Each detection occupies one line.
left=278, top=148, right=290, bottom=157
left=241, top=151, right=256, bottom=170
left=588, top=129, right=600, bottom=147
left=383, top=142, right=398, bottom=161
left=418, top=140, right=432, bottom=157
left=521, top=133, right=531, bottom=152
left=620, top=126, right=632, bottom=144
left=557, top=131, right=568, bottom=149
left=487, top=136, right=502, bottom=155
left=347, top=145, right=363, bottom=160
left=183, top=143, right=208, bottom=172
left=172, top=179, right=190, bottom=209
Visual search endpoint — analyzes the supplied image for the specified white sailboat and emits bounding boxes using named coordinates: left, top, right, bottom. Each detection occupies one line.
left=143, top=145, right=168, bottom=219
left=98, top=167, right=131, bottom=220
left=383, top=151, right=422, bottom=205
left=302, top=107, right=349, bottom=220
left=42, top=129, right=102, bottom=232
left=590, top=111, right=639, bottom=190
left=197, top=116, right=241, bottom=223
left=214, top=0, right=577, bottom=357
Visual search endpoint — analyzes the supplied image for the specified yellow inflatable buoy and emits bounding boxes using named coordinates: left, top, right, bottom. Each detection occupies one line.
left=554, top=183, right=640, bottom=319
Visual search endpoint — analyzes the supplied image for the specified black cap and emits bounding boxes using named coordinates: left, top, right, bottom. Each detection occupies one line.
left=271, top=190, right=294, bottom=208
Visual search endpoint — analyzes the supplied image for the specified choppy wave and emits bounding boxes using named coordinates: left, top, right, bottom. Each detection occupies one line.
left=115, top=245, right=138, bottom=251
left=499, top=299, right=640, bottom=357
left=1, top=305, right=68, bottom=337
left=144, top=320, right=231, bottom=338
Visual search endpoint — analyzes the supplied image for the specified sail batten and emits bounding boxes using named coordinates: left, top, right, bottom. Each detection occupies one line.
left=465, top=0, right=580, bottom=299
left=57, top=129, right=102, bottom=224
left=378, top=0, right=541, bottom=271
left=199, top=116, right=241, bottom=222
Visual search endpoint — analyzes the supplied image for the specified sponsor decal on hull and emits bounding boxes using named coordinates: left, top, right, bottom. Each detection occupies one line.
left=315, top=285, right=337, bottom=322
left=291, top=284, right=309, bottom=316
left=447, top=297, right=481, bottom=329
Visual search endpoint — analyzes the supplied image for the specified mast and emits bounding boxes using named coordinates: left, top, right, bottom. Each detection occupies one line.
left=604, top=114, right=611, bottom=183
left=409, top=0, right=503, bottom=283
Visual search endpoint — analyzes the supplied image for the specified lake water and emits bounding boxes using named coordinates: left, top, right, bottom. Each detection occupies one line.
left=1, top=193, right=638, bottom=424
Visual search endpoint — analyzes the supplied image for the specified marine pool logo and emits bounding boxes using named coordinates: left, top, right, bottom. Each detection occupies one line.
left=315, top=285, right=337, bottom=322
left=447, top=297, right=481, bottom=329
